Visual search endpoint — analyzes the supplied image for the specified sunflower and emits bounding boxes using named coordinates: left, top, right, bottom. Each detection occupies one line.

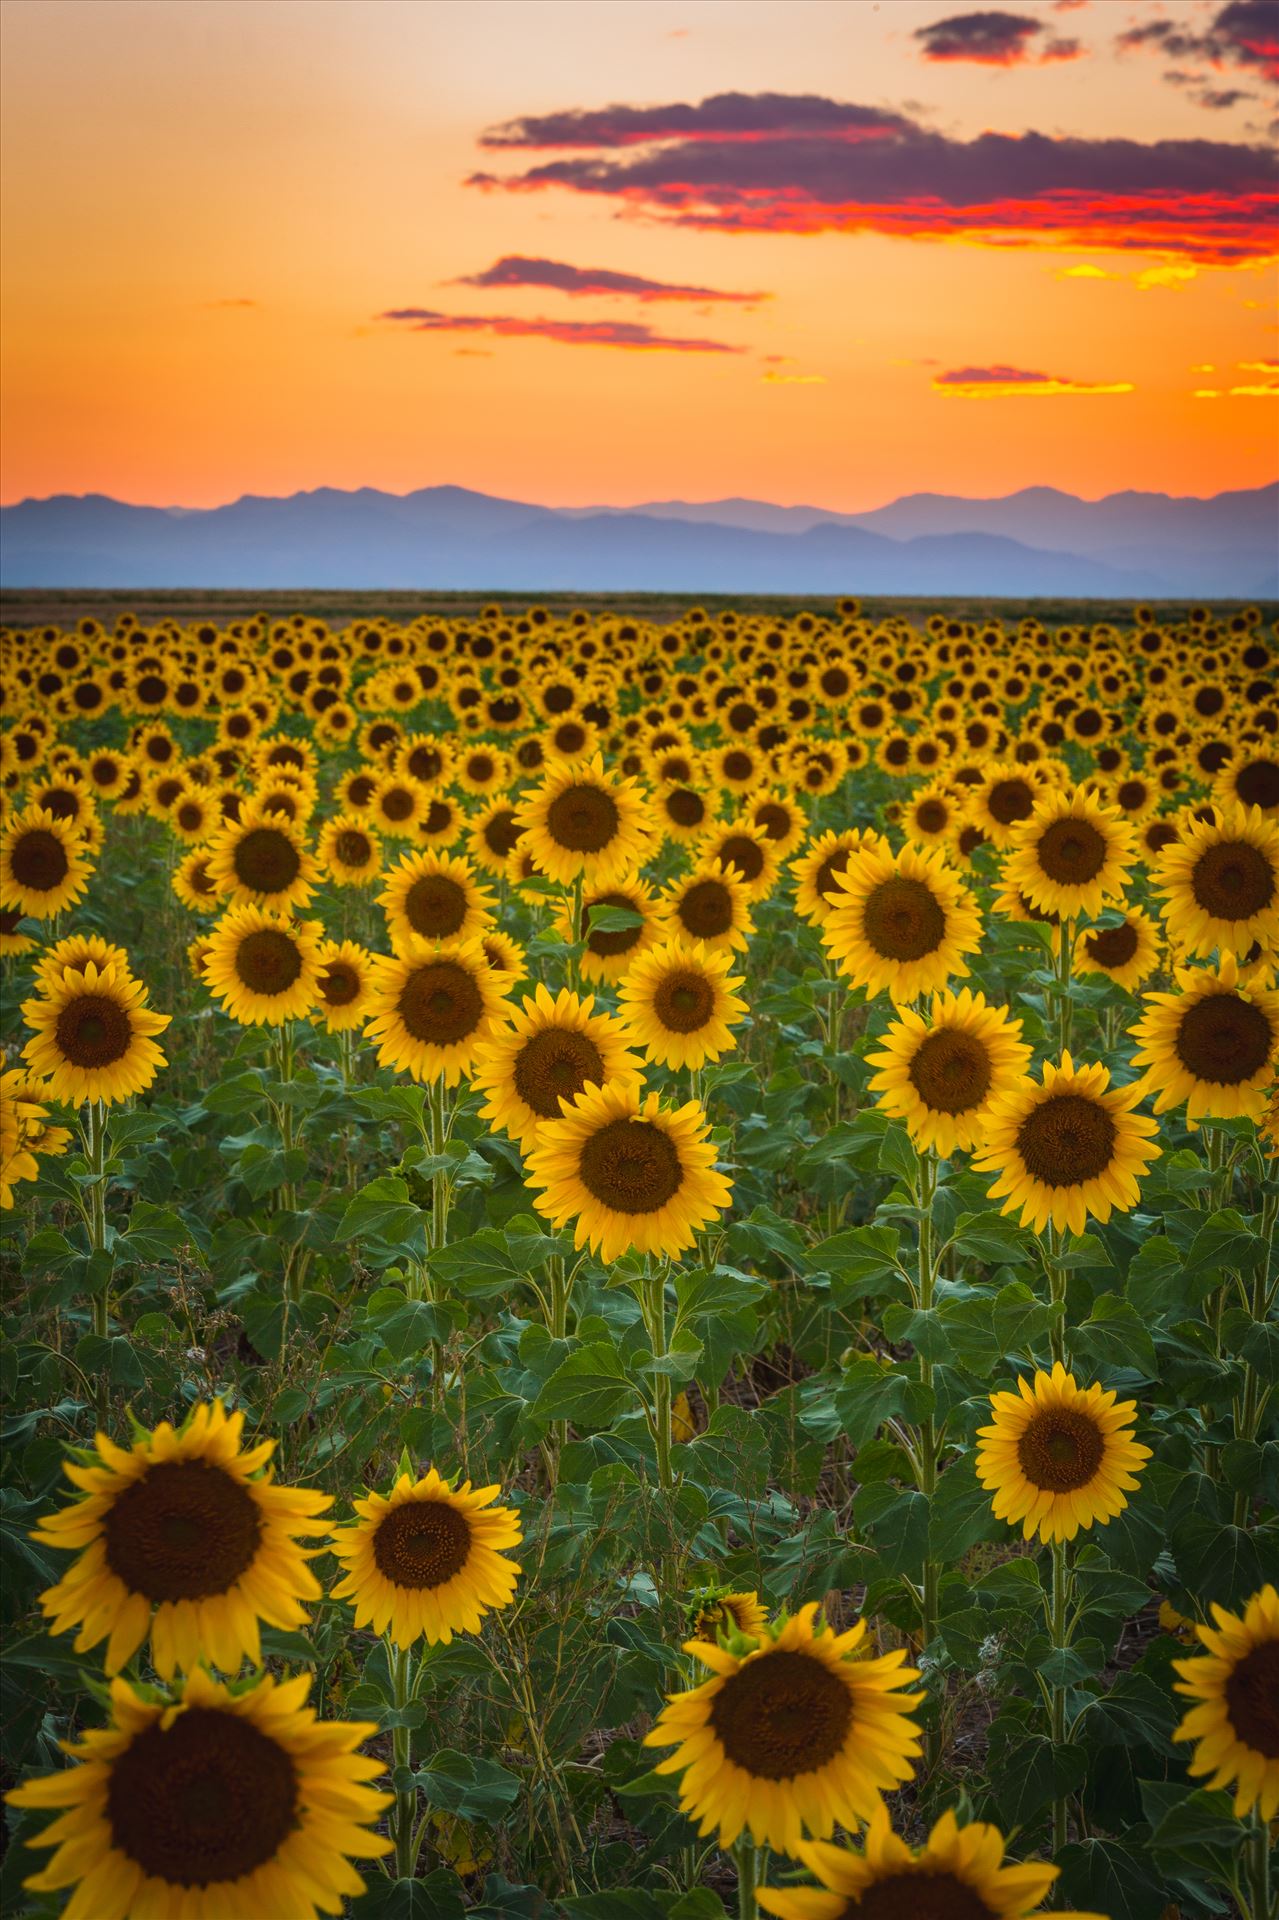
left=1003, top=786, right=1136, bottom=922
left=31, top=1399, right=331, bottom=1676
left=207, top=804, right=317, bottom=911
left=759, top=1805, right=1098, bottom=1920
left=1073, top=906, right=1161, bottom=992
left=379, top=847, right=495, bottom=955
left=313, top=939, right=376, bottom=1034
left=699, top=821, right=780, bottom=903
left=691, top=1589, right=769, bottom=1643
left=561, top=878, right=662, bottom=983
left=168, top=784, right=216, bottom=845
left=1154, top=804, right=1279, bottom=960
left=171, top=846, right=222, bottom=914
left=317, top=813, right=382, bottom=887
left=463, top=798, right=522, bottom=878
left=747, top=787, right=807, bottom=859
left=0, top=905, right=37, bottom=958
left=523, top=1080, right=731, bottom=1262
left=365, top=937, right=509, bottom=1085
left=516, top=753, right=652, bottom=888
left=661, top=860, right=755, bottom=955
left=473, top=984, right=643, bottom=1151
left=617, top=938, right=748, bottom=1072
left=976, top=1362, right=1150, bottom=1546
left=1213, top=748, right=1279, bottom=818
left=792, top=829, right=888, bottom=928
left=479, top=928, right=527, bottom=991
left=656, top=781, right=713, bottom=844
left=368, top=771, right=429, bottom=837
left=203, top=904, right=323, bottom=1026
left=822, top=840, right=983, bottom=1005
left=22, top=961, right=169, bottom=1107
left=5, top=1665, right=391, bottom=1919
left=1129, top=950, right=1279, bottom=1123
left=1173, top=1582, right=1279, bottom=1821
left=901, top=781, right=959, bottom=850
left=643, top=1603, right=922, bottom=1854
left=0, top=806, right=93, bottom=920
left=33, top=931, right=133, bottom=990
left=865, top=989, right=1031, bottom=1158
left=970, top=763, right=1044, bottom=850
left=329, top=1467, right=521, bottom=1649
left=1, top=1062, right=60, bottom=1206
left=973, top=1054, right=1159, bottom=1235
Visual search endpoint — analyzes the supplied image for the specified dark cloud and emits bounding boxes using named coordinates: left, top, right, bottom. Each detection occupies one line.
left=452, top=255, right=767, bottom=303
left=478, top=91, right=913, bottom=149
left=377, top=308, right=743, bottom=353
left=914, top=10, right=1081, bottom=65
left=935, top=364, right=1133, bottom=393
left=1195, top=86, right=1255, bottom=108
left=469, top=93, right=1278, bottom=264
left=1118, top=2, right=1279, bottom=84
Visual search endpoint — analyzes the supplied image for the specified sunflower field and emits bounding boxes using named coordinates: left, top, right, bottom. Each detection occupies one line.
left=1, top=599, right=1278, bottom=1920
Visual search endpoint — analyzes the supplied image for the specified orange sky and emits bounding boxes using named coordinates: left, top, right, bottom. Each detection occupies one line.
left=1, top=0, right=1275, bottom=510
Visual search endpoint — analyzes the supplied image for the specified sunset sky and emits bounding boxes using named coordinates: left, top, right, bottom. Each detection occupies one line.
left=1, top=0, right=1275, bottom=511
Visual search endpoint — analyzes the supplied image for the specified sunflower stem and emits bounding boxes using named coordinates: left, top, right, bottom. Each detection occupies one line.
left=1044, top=1222, right=1068, bottom=1370
left=734, top=1837, right=759, bottom=1920
left=644, top=1261, right=674, bottom=1495
left=1055, top=918, right=1074, bottom=1059
left=568, top=871, right=585, bottom=990
left=1050, top=1536, right=1070, bottom=1858
left=390, top=1639, right=418, bottom=1879
left=82, top=1099, right=110, bottom=1419
left=1246, top=1806, right=1271, bottom=1920
left=916, top=1146, right=942, bottom=1767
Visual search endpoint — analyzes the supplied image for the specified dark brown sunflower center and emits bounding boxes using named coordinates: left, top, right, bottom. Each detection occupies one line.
left=987, top=779, right=1034, bottom=825
left=107, top=1706, right=298, bottom=1886
left=54, top=994, right=132, bottom=1068
left=545, top=784, right=620, bottom=854
left=653, top=968, right=717, bottom=1034
left=0, top=908, right=22, bottom=935
left=1036, top=817, right=1107, bottom=885
left=1191, top=840, right=1276, bottom=921
left=916, top=799, right=949, bottom=834
left=723, top=750, right=753, bottom=781
left=320, top=963, right=360, bottom=1007
left=1235, top=761, right=1279, bottom=811
left=406, top=746, right=444, bottom=781
left=1016, top=1092, right=1116, bottom=1186
left=555, top=723, right=588, bottom=755
left=863, top=878, right=946, bottom=961
left=404, top=873, right=467, bottom=938
left=754, top=803, right=791, bottom=841
left=1224, top=1640, right=1279, bottom=1759
left=104, top=1459, right=263, bottom=1601
left=1174, top=992, right=1273, bottom=1085
left=424, top=798, right=453, bottom=835
left=1085, top=922, right=1139, bottom=969
left=483, top=808, right=521, bottom=858
left=833, top=1870, right=995, bottom=1920
left=578, top=1118, right=683, bottom=1213
left=513, top=1026, right=606, bottom=1116
left=467, top=755, right=495, bottom=781
left=335, top=829, right=371, bottom=866
left=1145, top=821, right=1178, bottom=854
left=372, top=1497, right=471, bottom=1589
left=381, top=786, right=415, bottom=822
left=231, top=827, right=301, bottom=894
left=235, top=929, right=303, bottom=995
left=708, top=1650, right=852, bottom=1782
left=666, top=788, right=706, bottom=828
left=1017, top=1405, right=1107, bottom=1493
left=678, top=879, right=734, bottom=940
left=347, top=774, right=375, bottom=808
left=177, top=803, right=204, bottom=832
left=398, top=961, right=483, bottom=1044
left=908, top=1028, right=992, bottom=1114
left=814, top=852, right=851, bottom=900
left=957, top=825, right=986, bottom=857
left=1117, top=781, right=1148, bottom=813
left=10, top=827, right=69, bottom=892
left=586, top=893, right=644, bottom=957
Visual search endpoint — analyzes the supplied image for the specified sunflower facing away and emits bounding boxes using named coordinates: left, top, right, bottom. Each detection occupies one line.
left=472, top=983, right=643, bottom=1151
left=364, top=936, right=510, bottom=1085
left=690, top=1589, right=769, bottom=1643
left=22, top=961, right=170, bottom=1107
left=329, top=1467, right=521, bottom=1649
left=972, top=1052, right=1160, bottom=1235
left=379, top=846, right=495, bottom=954
left=822, top=840, right=983, bottom=1004
left=1003, top=786, right=1136, bottom=923
left=643, top=1602, right=923, bottom=1854
left=523, top=1080, right=731, bottom=1262
left=0, top=805, right=94, bottom=920
left=617, top=938, right=749, bottom=1072
left=976, top=1363, right=1150, bottom=1545
left=1173, top=1582, right=1279, bottom=1821
left=32, top=1399, right=331, bottom=1677
left=203, top=904, right=323, bottom=1027
left=6, top=1666, right=391, bottom=1920
left=516, top=753, right=652, bottom=888
left=1129, top=949, right=1279, bottom=1123
left=865, top=988, right=1032, bottom=1158
left=1154, top=803, right=1279, bottom=960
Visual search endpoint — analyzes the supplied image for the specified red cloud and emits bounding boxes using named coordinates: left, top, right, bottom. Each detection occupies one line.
left=378, top=309, right=743, bottom=353
left=914, top=10, right=1082, bottom=66
left=453, top=255, right=767, bottom=303
left=934, top=363, right=1133, bottom=394
left=467, top=96, right=1277, bottom=265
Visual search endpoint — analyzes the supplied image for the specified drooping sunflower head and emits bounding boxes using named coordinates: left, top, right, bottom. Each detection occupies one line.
left=1129, top=948, right=1279, bottom=1122
left=865, top=987, right=1032, bottom=1158
left=31, top=1398, right=331, bottom=1677
left=378, top=847, right=495, bottom=956
left=0, top=806, right=94, bottom=920
left=207, top=803, right=316, bottom=911
left=523, top=1079, right=732, bottom=1263
left=643, top=1602, right=923, bottom=1855
left=203, top=903, right=323, bottom=1027
left=1154, top=803, right=1279, bottom=959
left=22, top=959, right=170, bottom=1107
left=976, top=1362, right=1151, bottom=1545
left=364, top=937, right=510, bottom=1086
left=617, top=937, right=749, bottom=1072
left=689, top=1588, right=769, bottom=1645
left=314, top=938, right=377, bottom=1033
left=1173, top=1582, right=1279, bottom=1822
left=5, top=1666, right=392, bottom=1920
left=1003, top=785, right=1136, bottom=922
left=661, top=859, right=755, bottom=955
left=822, top=839, right=983, bottom=1004
left=515, top=753, right=653, bottom=887
left=973, top=1052, right=1160, bottom=1236
left=472, top=982, right=644, bottom=1150
left=329, top=1466, right=522, bottom=1649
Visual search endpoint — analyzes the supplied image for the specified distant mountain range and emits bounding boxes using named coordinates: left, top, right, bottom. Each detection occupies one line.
left=1, top=482, right=1274, bottom=598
